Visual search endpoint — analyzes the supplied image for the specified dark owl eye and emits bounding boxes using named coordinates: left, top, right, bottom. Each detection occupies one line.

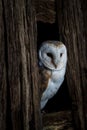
left=47, top=53, right=53, bottom=59
left=60, top=53, right=63, bottom=57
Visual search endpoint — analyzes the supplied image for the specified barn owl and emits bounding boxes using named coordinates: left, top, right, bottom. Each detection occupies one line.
left=39, top=41, right=67, bottom=110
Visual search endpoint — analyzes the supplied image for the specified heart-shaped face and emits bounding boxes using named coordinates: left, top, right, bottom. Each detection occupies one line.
left=39, top=41, right=67, bottom=71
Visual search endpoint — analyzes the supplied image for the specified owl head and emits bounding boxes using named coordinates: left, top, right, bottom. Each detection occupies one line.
left=39, top=41, right=67, bottom=71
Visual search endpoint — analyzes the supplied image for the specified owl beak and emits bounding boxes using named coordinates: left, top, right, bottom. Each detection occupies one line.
left=53, top=60, right=58, bottom=69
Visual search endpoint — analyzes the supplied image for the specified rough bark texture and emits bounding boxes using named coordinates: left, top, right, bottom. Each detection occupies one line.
left=0, top=1, right=7, bottom=130
left=43, top=111, right=74, bottom=130
left=56, top=0, right=87, bottom=130
left=81, top=0, right=87, bottom=128
left=34, top=0, right=56, bottom=23
left=0, top=0, right=41, bottom=130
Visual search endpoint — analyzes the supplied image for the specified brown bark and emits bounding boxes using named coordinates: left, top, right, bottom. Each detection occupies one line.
left=0, top=0, right=42, bottom=130
left=0, top=1, right=7, bottom=130
left=34, top=0, right=56, bottom=23
left=43, top=111, right=74, bottom=130
left=56, top=0, right=87, bottom=130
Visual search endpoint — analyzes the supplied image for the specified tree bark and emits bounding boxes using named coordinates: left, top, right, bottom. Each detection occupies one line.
left=56, top=0, right=87, bottom=130
left=0, top=0, right=41, bottom=130
left=43, top=111, right=74, bottom=130
left=0, top=1, right=7, bottom=130
left=34, top=0, right=56, bottom=23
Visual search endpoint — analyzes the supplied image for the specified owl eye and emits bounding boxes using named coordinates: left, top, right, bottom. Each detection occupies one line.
left=47, top=53, right=53, bottom=59
left=60, top=53, right=63, bottom=57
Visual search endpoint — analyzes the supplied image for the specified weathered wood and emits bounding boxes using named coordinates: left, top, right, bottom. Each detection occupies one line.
left=80, top=0, right=87, bottom=129
left=1, top=0, right=41, bottom=130
left=56, top=0, right=87, bottom=130
left=0, top=1, right=7, bottom=130
left=42, top=111, right=74, bottom=130
left=34, top=0, right=56, bottom=23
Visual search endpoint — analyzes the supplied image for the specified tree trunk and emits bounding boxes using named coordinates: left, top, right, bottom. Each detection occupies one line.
left=56, top=0, right=87, bottom=130
left=0, top=1, right=7, bottom=130
left=0, top=0, right=42, bottom=130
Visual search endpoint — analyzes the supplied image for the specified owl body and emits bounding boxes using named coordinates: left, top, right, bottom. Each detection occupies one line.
left=39, top=41, right=67, bottom=109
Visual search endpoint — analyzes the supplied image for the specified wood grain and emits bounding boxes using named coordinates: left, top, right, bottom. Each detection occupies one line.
left=42, top=111, right=74, bottom=130
left=34, top=0, right=56, bottom=23
left=56, top=0, right=87, bottom=129
left=0, top=0, right=42, bottom=130
left=0, top=1, right=7, bottom=130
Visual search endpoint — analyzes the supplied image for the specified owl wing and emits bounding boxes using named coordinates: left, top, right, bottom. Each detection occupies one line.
left=40, top=78, right=51, bottom=109
left=39, top=68, right=51, bottom=95
left=39, top=68, right=52, bottom=109
left=41, top=73, right=64, bottom=109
